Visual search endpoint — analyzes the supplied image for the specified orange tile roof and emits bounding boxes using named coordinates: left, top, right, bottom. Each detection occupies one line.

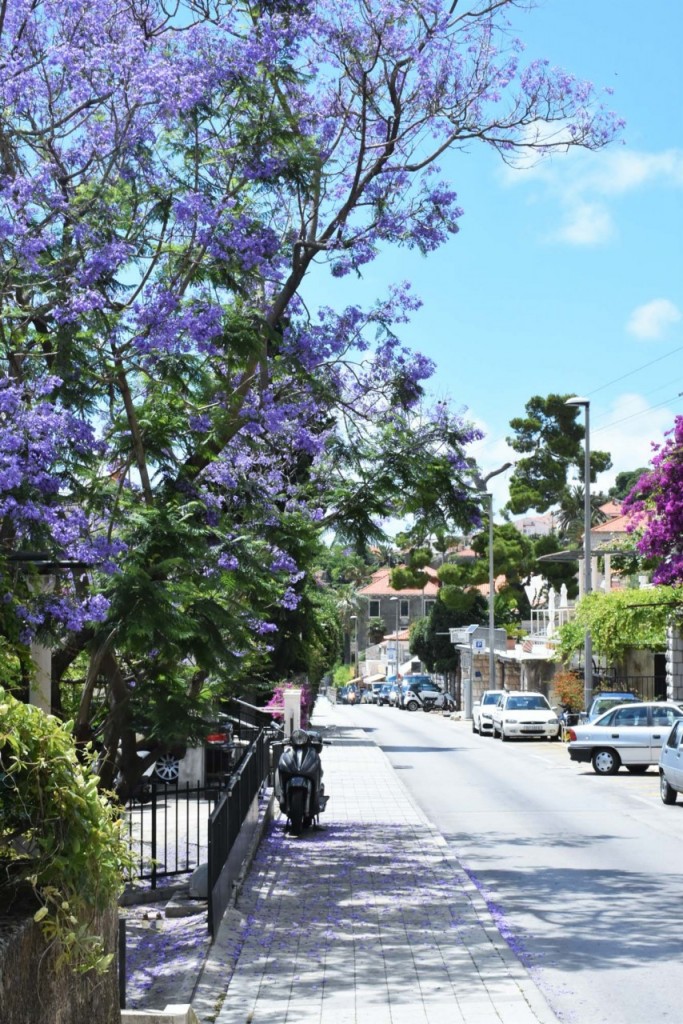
left=470, top=573, right=507, bottom=597
left=592, top=513, right=631, bottom=534
left=599, top=500, right=623, bottom=518
left=358, top=566, right=440, bottom=597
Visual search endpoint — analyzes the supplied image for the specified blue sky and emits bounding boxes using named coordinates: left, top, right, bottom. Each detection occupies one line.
left=304, top=0, right=683, bottom=514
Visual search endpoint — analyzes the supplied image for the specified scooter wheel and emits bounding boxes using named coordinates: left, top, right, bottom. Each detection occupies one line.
left=289, top=790, right=305, bottom=836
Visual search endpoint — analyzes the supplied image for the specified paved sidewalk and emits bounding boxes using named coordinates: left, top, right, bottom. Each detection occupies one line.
left=192, top=699, right=559, bottom=1024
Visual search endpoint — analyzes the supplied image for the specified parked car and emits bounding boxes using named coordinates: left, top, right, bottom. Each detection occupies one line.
left=580, top=691, right=642, bottom=723
left=567, top=701, right=683, bottom=775
left=377, top=683, right=393, bottom=706
left=401, top=680, right=453, bottom=712
left=360, top=687, right=378, bottom=704
left=659, top=718, right=683, bottom=804
left=491, top=692, right=560, bottom=741
left=472, top=689, right=507, bottom=735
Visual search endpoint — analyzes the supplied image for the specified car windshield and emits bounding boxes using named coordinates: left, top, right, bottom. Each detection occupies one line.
left=506, top=695, right=549, bottom=711
left=592, top=696, right=636, bottom=715
left=483, top=693, right=500, bottom=705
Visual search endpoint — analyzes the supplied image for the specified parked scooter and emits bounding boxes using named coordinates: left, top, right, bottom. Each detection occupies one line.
left=275, top=729, right=329, bottom=836
left=422, top=690, right=456, bottom=714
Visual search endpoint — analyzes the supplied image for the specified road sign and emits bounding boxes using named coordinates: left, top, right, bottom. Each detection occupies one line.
left=473, top=638, right=486, bottom=651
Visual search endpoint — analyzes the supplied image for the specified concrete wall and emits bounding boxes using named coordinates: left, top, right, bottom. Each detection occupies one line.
left=0, top=898, right=119, bottom=1024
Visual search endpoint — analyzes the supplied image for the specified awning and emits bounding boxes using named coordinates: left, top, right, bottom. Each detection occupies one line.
left=362, top=673, right=386, bottom=684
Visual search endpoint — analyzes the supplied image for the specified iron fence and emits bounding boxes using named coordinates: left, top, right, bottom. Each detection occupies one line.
left=207, top=727, right=271, bottom=936
left=593, top=673, right=661, bottom=702
left=124, top=781, right=222, bottom=889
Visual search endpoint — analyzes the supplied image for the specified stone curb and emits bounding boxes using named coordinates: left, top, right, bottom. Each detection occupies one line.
left=189, top=788, right=277, bottom=1021
left=121, top=1005, right=199, bottom=1023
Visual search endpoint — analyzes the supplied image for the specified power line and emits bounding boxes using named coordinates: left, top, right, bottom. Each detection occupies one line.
left=586, top=344, right=683, bottom=397
left=592, top=390, right=683, bottom=434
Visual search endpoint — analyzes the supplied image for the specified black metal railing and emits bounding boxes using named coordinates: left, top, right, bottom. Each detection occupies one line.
left=207, top=727, right=271, bottom=936
left=124, top=781, right=222, bottom=889
left=593, top=673, right=662, bottom=702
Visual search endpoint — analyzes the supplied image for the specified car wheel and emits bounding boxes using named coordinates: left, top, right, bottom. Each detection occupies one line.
left=501, top=726, right=508, bottom=742
left=154, top=754, right=180, bottom=783
left=660, top=772, right=678, bottom=805
left=592, top=748, right=620, bottom=775
left=626, top=765, right=649, bottom=774
left=493, top=724, right=500, bottom=738
left=472, top=719, right=478, bottom=733
left=407, top=700, right=419, bottom=712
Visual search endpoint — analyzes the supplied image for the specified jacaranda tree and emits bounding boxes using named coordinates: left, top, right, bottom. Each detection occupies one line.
left=0, top=0, right=624, bottom=795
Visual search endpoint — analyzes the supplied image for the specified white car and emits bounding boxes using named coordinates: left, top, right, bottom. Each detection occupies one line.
left=568, top=701, right=683, bottom=775
left=491, top=691, right=560, bottom=741
left=472, top=689, right=507, bottom=735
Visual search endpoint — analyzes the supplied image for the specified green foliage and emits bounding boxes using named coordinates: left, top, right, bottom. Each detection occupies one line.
left=609, top=469, right=649, bottom=500
left=367, top=617, right=387, bottom=645
left=0, top=689, right=132, bottom=973
left=555, top=588, right=682, bottom=664
left=506, top=394, right=612, bottom=514
left=332, top=664, right=354, bottom=686
left=410, top=593, right=487, bottom=672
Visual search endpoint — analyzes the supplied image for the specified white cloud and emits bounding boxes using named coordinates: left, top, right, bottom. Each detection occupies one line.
left=554, top=200, right=614, bottom=245
left=500, top=146, right=683, bottom=247
left=626, top=299, right=682, bottom=340
left=591, top=393, right=676, bottom=489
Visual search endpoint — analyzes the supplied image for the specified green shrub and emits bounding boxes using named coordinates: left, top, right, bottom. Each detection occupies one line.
left=0, top=687, right=132, bottom=973
left=552, top=669, right=585, bottom=712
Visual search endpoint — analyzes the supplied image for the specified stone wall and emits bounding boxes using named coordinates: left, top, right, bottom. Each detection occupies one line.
left=0, top=895, right=119, bottom=1024
left=667, top=624, right=683, bottom=703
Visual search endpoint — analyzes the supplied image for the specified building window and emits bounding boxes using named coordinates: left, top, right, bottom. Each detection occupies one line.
left=400, top=599, right=409, bottom=620
left=425, top=600, right=435, bottom=615
left=369, top=600, right=380, bottom=618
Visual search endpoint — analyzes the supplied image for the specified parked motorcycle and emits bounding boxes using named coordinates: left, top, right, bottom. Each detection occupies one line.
left=275, top=729, right=329, bottom=836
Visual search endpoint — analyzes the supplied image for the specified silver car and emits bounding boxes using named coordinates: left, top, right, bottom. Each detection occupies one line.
left=568, top=701, right=683, bottom=775
left=659, top=718, right=683, bottom=803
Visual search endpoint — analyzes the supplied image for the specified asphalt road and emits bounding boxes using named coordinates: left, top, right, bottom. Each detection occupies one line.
left=351, top=703, right=683, bottom=1024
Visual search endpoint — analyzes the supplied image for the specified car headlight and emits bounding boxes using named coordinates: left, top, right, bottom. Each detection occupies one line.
left=547, top=717, right=559, bottom=724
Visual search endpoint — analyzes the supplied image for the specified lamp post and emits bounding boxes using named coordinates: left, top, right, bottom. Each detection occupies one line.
left=390, top=596, right=400, bottom=677
left=565, top=396, right=593, bottom=710
left=486, top=491, right=496, bottom=689
left=349, top=614, right=358, bottom=669
left=470, top=463, right=511, bottom=690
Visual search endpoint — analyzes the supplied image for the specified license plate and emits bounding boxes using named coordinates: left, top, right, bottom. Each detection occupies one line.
left=521, top=726, right=543, bottom=733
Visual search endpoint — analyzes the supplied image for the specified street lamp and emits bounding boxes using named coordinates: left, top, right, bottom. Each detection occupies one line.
left=349, top=614, right=358, bottom=669
left=486, top=491, right=495, bottom=689
left=565, top=396, right=593, bottom=710
left=470, top=463, right=511, bottom=689
left=389, top=596, right=400, bottom=678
